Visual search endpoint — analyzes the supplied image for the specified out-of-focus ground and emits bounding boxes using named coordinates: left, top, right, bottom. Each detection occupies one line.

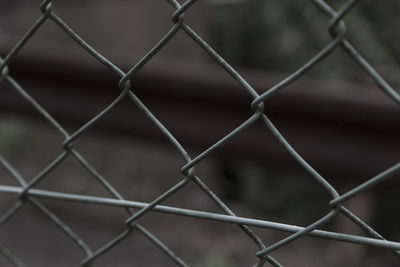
left=0, top=115, right=398, bottom=267
left=0, top=0, right=399, bottom=266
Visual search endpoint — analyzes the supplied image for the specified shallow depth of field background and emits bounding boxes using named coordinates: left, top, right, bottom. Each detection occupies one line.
left=0, top=1, right=399, bottom=266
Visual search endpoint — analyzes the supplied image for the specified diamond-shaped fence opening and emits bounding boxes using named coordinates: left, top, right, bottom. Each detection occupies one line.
left=0, top=0, right=399, bottom=266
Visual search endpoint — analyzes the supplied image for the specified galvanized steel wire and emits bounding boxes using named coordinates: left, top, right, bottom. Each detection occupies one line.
left=0, top=0, right=399, bottom=266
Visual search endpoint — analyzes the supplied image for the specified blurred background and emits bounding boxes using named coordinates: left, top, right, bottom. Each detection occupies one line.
left=0, top=0, right=399, bottom=266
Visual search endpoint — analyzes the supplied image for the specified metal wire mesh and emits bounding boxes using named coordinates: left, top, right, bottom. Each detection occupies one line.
left=0, top=0, right=399, bottom=266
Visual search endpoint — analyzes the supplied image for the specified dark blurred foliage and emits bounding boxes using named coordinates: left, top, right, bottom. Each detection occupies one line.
left=207, top=0, right=400, bottom=86
left=208, top=2, right=400, bottom=259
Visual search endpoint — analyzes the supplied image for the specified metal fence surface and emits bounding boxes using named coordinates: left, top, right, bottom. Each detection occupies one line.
left=0, top=0, right=399, bottom=266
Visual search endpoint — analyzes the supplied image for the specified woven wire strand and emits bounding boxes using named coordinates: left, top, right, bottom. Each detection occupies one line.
left=0, top=0, right=399, bottom=266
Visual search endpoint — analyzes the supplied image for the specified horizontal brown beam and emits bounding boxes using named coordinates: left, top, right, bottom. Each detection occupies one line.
left=1, top=49, right=399, bottom=182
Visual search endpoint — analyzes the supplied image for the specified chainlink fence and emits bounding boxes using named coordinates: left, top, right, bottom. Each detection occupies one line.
left=0, top=0, right=400, bottom=266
